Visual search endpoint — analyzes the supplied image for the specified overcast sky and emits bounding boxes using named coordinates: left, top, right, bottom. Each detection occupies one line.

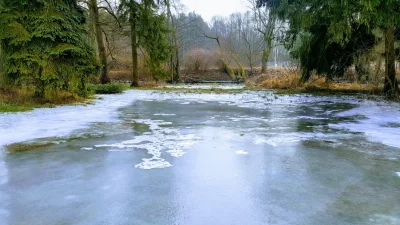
left=180, top=0, right=249, bottom=23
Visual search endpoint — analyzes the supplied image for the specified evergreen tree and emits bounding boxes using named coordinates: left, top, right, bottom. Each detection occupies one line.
left=138, top=1, right=170, bottom=81
left=119, top=0, right=171, bottom=86
left=0, top=0, right=98, bottom=97
left=257, top=0, right=399, bottom=96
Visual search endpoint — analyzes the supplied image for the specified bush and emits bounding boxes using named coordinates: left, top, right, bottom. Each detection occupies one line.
left=88, top=83, right=127, bottom=94
left=184, top=49, right=211, bottom=71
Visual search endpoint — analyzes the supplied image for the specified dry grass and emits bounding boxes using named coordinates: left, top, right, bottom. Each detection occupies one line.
left=138, top=81, right=165, bottom=87
left=248, top=67, right=382, bottom=95
left=0, top=85, right=85, bottom=112
left=109, top=70, right=132, bottom=81
left=259, top=72, right=302, bottom=89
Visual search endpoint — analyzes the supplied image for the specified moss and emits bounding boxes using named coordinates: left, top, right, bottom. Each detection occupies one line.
left=5, top=142, right=54, bottom=152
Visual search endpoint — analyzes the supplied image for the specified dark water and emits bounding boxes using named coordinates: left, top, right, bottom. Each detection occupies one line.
left=0, top=89, right=399, bottom=225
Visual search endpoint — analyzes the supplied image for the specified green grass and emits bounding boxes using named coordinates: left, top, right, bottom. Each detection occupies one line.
left=5, top=142, right=54, bottom=152
left=88, top=83, right=128, bottom=94
left=0, top=101, right=36, bottom=112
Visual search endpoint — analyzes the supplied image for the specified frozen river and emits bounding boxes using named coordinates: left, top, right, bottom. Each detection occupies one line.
left=0, top=86, right=399, bottom=225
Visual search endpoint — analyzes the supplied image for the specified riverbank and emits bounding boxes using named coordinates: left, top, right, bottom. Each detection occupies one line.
left=0, top=86, right=86, bottom=112
left=0, top=76, right=396, bottom=113
left=0, top=83, right=129, bottom=113
left=0, top=83, right=248, bottom=112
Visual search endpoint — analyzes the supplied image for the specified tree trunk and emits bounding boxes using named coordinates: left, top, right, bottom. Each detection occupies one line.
left=166, top=0, right=179, bottom=83
left=261, top=49, right=270, bottom=74
left=0, top=44, right=3, bottom=79
left=130, top=0, right=139, bottom=87
left=34, top=66, right=45, bottom=98
left=384, top=26, right=398, bottom=96
left=173, top=46, right=179, bottom=82
left=89, top=0, right=110, bottom=84
left=260, top=14, right=276, bottom=74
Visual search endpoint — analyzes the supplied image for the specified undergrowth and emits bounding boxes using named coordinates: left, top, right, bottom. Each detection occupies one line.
left=88, top=83, right=128, bottom=94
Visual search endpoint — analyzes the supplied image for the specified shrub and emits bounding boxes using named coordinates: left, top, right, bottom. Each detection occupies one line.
left=88, top=83, right=127, bottom=94
left=184, top=49, right=210, bottom=71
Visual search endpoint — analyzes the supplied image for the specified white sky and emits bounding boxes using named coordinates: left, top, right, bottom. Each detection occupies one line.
left=180, top=0, right=249, bottom=23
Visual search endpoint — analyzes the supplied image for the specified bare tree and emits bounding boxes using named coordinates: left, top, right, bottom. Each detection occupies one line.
left=80, top=0, right=120, bottom=84
left=250, top=0, right=277, bottom=73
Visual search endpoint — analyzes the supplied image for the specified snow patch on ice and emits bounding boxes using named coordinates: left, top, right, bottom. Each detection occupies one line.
left=236, top=150, right=248, bottom=155
left=95, top=119, right=201, bottom=169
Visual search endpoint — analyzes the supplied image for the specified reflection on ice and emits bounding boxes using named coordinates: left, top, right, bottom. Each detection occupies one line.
left=252, top=134, right=302, bottom=147
left=153, top=113, right=176, bottom=116
left=0, top=92, right=139, bottom=147
left=332, top=101, right=400, bottom=148
left=368, top=214, right=400, bottom=225
left=0, top=161, right=7, bottom=185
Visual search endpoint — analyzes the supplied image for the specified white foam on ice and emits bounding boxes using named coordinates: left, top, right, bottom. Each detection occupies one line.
left=94, top=119, right=201, bottom=169
left=235, top=150, right=248, bottom=155
left=135, top=158, right=172, bottom=170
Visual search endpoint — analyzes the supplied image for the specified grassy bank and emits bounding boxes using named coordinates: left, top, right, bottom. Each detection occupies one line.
left=0, top=86, right=85, bottom=112
left=247, top=72, right=384, bottom=97
left=0, top=83, right=127, bottom=113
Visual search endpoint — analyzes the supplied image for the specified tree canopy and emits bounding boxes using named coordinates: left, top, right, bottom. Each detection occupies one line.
left=257, top=0, right=399, bottom=95
left=0, top=0, right=99, bottom=97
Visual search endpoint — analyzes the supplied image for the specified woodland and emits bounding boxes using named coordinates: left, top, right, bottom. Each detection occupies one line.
left=0, top=0, right=399, bottom=103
